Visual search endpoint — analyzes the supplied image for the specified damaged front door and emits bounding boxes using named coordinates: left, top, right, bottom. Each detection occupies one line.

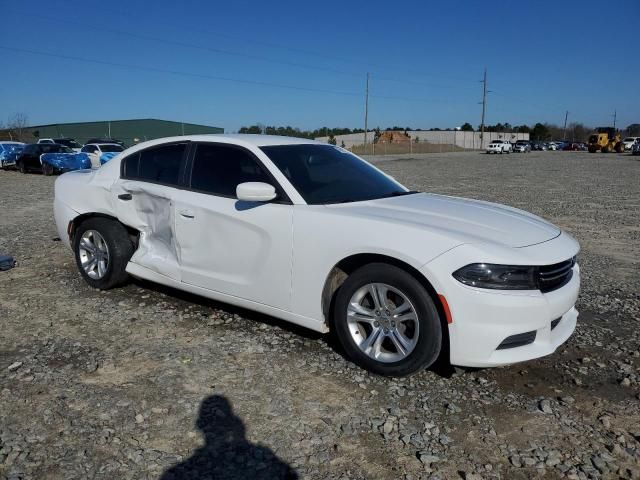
left=173, top=142, right=293, bottom=310
left=111, top=142, right=189, bottom=281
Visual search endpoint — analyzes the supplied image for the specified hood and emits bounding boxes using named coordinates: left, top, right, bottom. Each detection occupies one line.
left=328, top=193, right=560, bottom=248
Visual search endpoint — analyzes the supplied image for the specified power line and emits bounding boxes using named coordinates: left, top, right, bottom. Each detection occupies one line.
left=4, top=10, right=364, bottom=80
left=5, top=8, right=477, bottom=90
left=0, top=45, right=361, bottom=97
left=0, top=45, right=442, bottom=104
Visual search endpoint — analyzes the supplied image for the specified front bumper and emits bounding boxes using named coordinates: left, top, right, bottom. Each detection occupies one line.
left=0, top=159, right=16, bottom=168
left=421, top=234, right=580, bottom=367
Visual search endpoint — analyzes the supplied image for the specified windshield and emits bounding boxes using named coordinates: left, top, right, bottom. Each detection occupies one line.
left=260, top=144, right=411, bottom=205
left=623, top=138, right=635, bottom=142
left=588, top=135, right=598, bottom=143
left=56, top=139, right=81, bottom=148
left=99, top=144, right=124, bottom=152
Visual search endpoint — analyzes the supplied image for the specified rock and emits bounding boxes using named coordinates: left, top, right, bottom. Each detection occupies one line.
left=382, top=418, right=395, bottom=434
left=135, top=414, right=144, bottom=424
left=417, top=452, right=440, bottom=465
left=509, top=455, right=522, bottom=468
left=538, top=399, right=553, bottom=414
left=599, top=415, right=612, bottom=429
left=620, top=377, right=631, bottom=387
left=7, top=362, right=23, bottom=372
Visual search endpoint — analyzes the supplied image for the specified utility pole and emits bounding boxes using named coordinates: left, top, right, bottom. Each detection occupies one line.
left=613, top=109, right=617, bottom=129
left=479, top=68, right=488, bottom=149
left=562, top=111, right=569, bottom=140
left=364, top=72, right=370, bottom=149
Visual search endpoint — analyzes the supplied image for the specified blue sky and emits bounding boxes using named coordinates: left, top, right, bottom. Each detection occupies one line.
left=1, top=0, right=638, bottom=132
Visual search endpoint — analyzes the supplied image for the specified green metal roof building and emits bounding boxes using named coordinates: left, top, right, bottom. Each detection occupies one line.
left=27, top=118, right=224, bottom=146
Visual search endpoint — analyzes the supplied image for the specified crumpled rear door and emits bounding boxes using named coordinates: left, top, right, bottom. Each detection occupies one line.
left=111, top=180, right=181, bottom=281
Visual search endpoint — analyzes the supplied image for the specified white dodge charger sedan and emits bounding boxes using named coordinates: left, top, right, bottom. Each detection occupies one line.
left=54, top=135, right=580, bottom=376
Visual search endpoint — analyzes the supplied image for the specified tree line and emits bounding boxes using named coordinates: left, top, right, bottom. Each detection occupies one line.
left=238, top=122, right=640, bottom=142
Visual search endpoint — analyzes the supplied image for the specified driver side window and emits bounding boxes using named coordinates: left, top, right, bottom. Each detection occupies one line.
left=189, top=143, right=272, bottom=197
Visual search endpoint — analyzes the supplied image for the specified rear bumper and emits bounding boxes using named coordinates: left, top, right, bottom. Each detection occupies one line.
left=54, top=199, right=78, bottom=249
left=421, top=234, right=580, bottom=367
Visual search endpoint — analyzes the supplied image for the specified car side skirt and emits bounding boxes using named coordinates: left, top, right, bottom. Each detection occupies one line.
left=126, top=262, right=330, bottom=334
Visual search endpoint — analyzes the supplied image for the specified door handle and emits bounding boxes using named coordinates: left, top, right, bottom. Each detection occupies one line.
left=179, top=209, right=195, bottom=219
left=118, top=193, right=132, bottom=201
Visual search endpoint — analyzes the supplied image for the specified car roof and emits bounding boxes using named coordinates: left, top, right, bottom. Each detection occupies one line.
left=132, top=134, right=321, bottom=149
left=85, top=143, right=122, bottom=147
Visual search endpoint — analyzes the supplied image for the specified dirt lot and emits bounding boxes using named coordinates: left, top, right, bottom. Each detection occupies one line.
left=1, top=150, right=639, bottom=480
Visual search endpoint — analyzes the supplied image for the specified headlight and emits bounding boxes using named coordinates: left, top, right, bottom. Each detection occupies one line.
left=452, top=263, right=537, bottom=290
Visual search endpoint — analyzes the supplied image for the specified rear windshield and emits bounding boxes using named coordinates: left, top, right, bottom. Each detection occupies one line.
left=42, top=144, right=73, bottom=153
left=55, top=139, right=81, bottom=148
left=99, top=144, right=124, bottom=153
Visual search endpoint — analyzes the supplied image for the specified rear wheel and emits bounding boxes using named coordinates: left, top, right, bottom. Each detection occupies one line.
left=73, top=217, right=134, bottom=289
left=42, top=163, right=54, bottom=176
left=17, top=161, right=27, bottom=173
left=614, top=142, right=623, bottom=153
left=332, top=263, right=442, bottom=376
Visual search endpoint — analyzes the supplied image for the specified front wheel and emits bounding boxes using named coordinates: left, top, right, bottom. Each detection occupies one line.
left=42, top=163, right=54, bottom=176
left=73, top=217, right=134, bottom=289
left=17, top=161, right=27, bottom=173
left=332, top=263, right=442, bottom=376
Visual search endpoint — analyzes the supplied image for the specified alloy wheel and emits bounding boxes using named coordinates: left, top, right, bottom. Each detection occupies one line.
left=78, top=230, right=110, bottom=279
left=346, top=283, right=419, bottom=363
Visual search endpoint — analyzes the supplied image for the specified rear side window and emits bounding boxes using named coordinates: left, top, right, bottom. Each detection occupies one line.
left=122, top=143, right=187, bottom=186
left=190, top=143, right=272, bottom=197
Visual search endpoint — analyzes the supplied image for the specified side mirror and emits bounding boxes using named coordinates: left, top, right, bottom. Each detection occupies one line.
left=236, top=182, right=277, bottom=202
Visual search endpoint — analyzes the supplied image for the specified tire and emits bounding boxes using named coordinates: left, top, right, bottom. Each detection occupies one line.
left=332, top=263, right=442, bottom=376
left=42, top=163, right=54, bottom=176
left=17, top=161, right=27, bottom=173
left=601, top=145, right=610, bottom=153
left=614, top=143, right=623, bottom=153
left=73, top=217, right=134, bottom=289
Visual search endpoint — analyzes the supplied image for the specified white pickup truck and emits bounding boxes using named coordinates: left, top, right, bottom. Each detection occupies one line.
left=486, top=140, right=512, bottom=154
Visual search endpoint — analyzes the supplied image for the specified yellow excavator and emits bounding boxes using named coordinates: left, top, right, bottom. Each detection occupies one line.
left=588, top=127, right=623, bottom=153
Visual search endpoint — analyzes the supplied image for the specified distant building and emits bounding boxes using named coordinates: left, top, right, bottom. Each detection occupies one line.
left=3, top=118, right=224, bottom=145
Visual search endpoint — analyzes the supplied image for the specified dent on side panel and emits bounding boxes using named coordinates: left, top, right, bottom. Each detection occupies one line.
left=115, top=181, right=181, bottom=281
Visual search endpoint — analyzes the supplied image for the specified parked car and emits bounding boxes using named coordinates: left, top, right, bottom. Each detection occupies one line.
left=513, top=140, right=531, bottom=153
left=562, top=142, right=583, bottom=151
left=632, top=139, right=640, bottom=156
left=54, top=135, right=580, bottom=376
left=622, top=137, right=639, bottom=151
left=0, top=141, right=25, bottom=169
left=85, top=138, right=126, bottom=148
left=17, top=143, right=91, bottom=175
left=486, top=140, right=512, bottom=154
left=547, top=142, right=558, bottom=151
left=37, top=138, right=82, bottom=152
left=531, top=142, right=547, bottom=151
left=80, top=143, right=125, bottom=168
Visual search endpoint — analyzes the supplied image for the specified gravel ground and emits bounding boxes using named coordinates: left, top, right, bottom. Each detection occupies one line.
left=1, top=150, right=639, bottom=480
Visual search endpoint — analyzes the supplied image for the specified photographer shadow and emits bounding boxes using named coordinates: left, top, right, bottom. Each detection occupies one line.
left=160, top=395, right=298, bottom=480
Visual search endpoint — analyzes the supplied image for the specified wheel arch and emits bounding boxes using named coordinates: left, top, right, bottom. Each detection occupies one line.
left=69, top=212, right=139, bottom=246
left=321, top=253, right=450, bottom=344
